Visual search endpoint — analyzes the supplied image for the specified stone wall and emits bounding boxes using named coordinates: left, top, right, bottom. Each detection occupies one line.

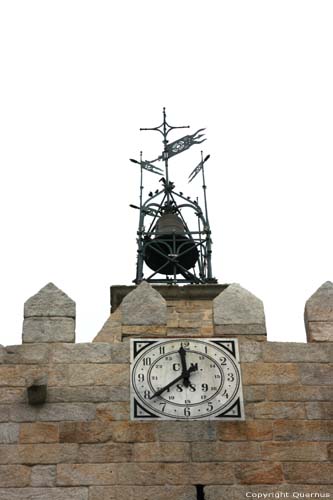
left=0, top=282, right=332, bottom=500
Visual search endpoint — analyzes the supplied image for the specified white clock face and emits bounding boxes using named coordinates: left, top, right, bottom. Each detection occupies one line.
left=130, top=338, right=245, bottom=420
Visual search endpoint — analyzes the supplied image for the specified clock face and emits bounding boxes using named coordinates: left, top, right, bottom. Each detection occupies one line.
left=130, top=338, right=245, bottom=420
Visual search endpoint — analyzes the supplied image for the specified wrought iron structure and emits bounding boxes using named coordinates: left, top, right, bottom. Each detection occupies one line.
left=130, top=108, right=217, bottom=285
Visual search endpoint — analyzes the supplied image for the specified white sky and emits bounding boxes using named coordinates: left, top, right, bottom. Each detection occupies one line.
left=0, top=1, right=332, bottom=346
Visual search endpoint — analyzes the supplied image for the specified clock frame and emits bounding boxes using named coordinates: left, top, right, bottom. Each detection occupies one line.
left=130, top=338, right=245, bottom=420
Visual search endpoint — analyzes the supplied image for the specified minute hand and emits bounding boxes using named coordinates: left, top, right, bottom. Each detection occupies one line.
left=149, top=364, right=198, bottom=400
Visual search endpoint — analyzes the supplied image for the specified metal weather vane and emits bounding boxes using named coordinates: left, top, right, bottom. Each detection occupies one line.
left=129, top=108, right=217, bottom=285
left=130, top=158, right=163, bottom=176
left=166, top=128, right=206, bottom=159
left=188, top=153, right=210, bottom=183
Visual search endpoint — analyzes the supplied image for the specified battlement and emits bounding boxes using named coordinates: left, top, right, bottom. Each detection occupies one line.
left=18, top=281, right=333, bottom=346
left=0, top=281, right=332, bottom=498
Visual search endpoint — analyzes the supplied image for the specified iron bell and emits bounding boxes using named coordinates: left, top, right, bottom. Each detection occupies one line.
left=144, top=213, right=199, bottom=275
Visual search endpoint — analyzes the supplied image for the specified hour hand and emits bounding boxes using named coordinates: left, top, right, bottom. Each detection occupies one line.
left=179, top=345, right=188, bottom=374
left=179, top=345, right=197, bottom=388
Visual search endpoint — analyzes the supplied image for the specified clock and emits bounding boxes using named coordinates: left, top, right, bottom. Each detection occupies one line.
left=130, top=338, right=245, bottom=420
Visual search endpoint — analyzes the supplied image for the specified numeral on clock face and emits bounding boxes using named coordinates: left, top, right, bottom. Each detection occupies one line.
left=130, top=338, right=245, bottom=421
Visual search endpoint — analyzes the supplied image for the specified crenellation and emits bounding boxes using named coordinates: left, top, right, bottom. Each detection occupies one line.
left=23, top=283, right=76, bottom=344
left=0, top=281, right=332, bottom=495
left=121, top=281, right=167, bottom=326
left=305, top=281, right=333, bottom=342
left=213, top=284, right=267, bottom=339
left=24, top=283, right=75, bottom=318
left=23, top=317, right=75, bottom=344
